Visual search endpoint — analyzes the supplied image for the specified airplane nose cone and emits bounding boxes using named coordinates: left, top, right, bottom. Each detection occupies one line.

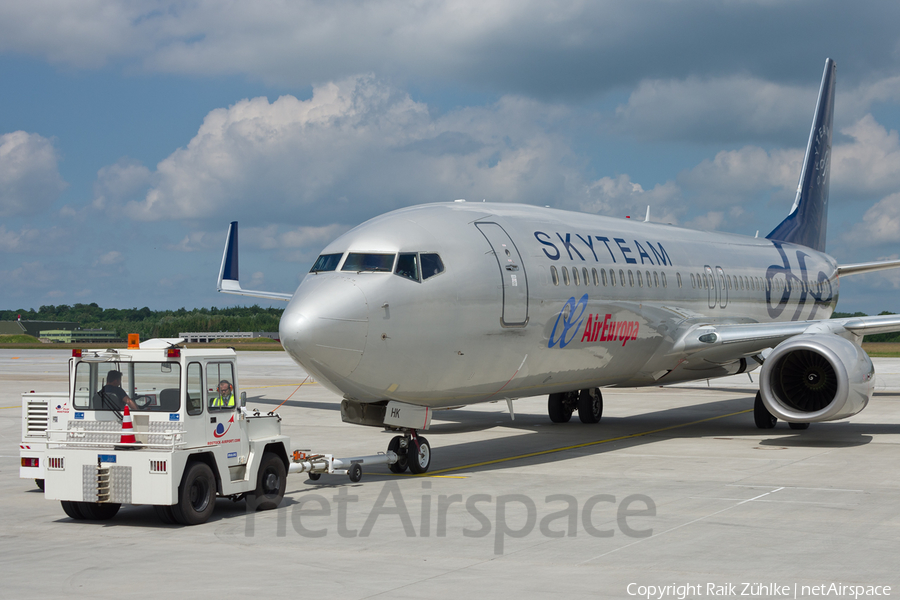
left=280, top=277, right=369, bottom=379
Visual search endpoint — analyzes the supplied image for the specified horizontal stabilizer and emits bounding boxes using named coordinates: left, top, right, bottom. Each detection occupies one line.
left=838, top=259, right=900, bottom=277
left=217, top=221, right=292, bottom=302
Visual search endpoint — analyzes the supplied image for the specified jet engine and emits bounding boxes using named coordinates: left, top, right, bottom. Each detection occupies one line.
left=759, top=333, right=874, bottom=423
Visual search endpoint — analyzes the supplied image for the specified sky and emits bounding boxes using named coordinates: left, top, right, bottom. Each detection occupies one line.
left=2, top=1, right=900, bottom=314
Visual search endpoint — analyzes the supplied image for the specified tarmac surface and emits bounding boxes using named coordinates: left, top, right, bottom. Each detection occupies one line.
left=1, top=349, right=899, bottom=599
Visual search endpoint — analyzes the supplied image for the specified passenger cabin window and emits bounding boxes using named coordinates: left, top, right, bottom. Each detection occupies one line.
left=551, top=266, right=559, bottom=285
left=601, top=269, right=608, bottom=286
left=562, top=267, right=570, bottom=286
left=420, top=253, right=445, bottom=280
left=636, top=271, right=642, bottom=287
left=592, top=268, right=599, bottom=286
left=310, top=253, right=342, bottom=273
left=395, top=253, right=419, bottom=282
left=676, top=272, right=682, bottom=288
left=619, top=269, right=625, bottom=286
left=342, top=253, right=395, bottom=272
left=583, top=268, right=590, bottom=286
left=573, top=267, right=580, bottom=286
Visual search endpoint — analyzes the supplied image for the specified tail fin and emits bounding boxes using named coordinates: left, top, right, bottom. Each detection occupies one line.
left=766, top=58, right=836, bottom=252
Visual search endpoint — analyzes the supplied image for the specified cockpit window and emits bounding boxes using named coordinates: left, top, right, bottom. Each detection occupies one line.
left=310, top=253, right=342, bottom=273
left=341, top=253, right=395, bottom=272
left=420, top=254, right=444, bottom=280
left=395, top=253, right=419, bottom=282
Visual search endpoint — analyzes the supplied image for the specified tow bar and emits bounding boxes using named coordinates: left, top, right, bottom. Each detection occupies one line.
left=289, top=449, right=400, bottom=483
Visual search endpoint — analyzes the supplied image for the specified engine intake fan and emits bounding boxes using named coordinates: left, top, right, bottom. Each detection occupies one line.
left=759, top=334, right=874, bottom=422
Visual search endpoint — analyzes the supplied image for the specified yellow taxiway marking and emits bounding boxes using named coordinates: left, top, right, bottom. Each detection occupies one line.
left=0, top=406, right=19, bottom=409
left=398, top=408, right=753, bottom=477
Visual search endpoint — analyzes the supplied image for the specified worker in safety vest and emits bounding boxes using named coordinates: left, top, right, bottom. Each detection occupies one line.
left=211, top=379, right=235, bottom=409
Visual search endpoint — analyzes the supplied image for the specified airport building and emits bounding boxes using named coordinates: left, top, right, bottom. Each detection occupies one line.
left=179, top=331, right=280, bottom=343
left=38, top=329, right=120, bottom=344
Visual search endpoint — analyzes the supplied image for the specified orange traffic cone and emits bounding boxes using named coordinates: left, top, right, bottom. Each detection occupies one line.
left=119, top=404, right=137, bottom=446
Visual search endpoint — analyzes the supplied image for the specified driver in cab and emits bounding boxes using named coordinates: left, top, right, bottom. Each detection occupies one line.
left=210, top=379, right=235, bottom=409
left=100, top=370, right=137, bottom=411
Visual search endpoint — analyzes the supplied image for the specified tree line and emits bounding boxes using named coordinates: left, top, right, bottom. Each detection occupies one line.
left=1, top=304, right=283, bottom=340
left=2, top=304, right=897, bottom=342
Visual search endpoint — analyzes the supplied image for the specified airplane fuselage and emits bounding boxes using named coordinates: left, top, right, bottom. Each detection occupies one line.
left=279, top=202, right=839, bottom=408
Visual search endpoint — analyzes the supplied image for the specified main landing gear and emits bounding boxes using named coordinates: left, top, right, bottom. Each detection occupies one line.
left=386, top=431, right=431, bottom=474
left=548, top=388, right=603, bottom=424
left=753, top=391, right=810, bottom=430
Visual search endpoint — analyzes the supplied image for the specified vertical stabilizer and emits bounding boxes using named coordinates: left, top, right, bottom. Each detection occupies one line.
left=766, top=58, right=835, bottom=252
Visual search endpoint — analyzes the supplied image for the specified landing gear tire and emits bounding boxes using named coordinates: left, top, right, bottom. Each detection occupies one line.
left=154, top=505, right=178, bottom=524
left=61, top=500, right=85, bottom=520
left=78, top=502, right=120, bottom=520
left=388, top=436, right=408, bottom=473
left=348, top=463, right=363, bottom=482
left=548, top=392, right=573, bottom=423
left=308, top=472, right=322, bottom=481
left=249, top=452, right=287, bottom=511
left=578, top=388, right=603, bottom=424
left=754, top=391, right=777, bottom=429
left=789, top=422, right=810, bottom=430
left=408, top=436, right=431, bottom=474
left=172, top=461, right=216, bottom=525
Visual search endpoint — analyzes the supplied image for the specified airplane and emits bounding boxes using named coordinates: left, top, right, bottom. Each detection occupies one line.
left=217, top=58, right=900, bottom=474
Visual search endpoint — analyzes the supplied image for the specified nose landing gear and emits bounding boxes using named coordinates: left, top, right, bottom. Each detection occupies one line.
left=386, top=431, right=431, bottom=474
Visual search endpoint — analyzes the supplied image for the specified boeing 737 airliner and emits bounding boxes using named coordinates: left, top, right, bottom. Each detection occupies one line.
left=217, top=59, right=900, bottom=473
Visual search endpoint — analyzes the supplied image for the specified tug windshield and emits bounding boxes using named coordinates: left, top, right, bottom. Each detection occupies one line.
left=73, top=362, right=182, bottom=412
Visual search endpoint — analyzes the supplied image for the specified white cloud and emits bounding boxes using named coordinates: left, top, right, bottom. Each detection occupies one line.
left=119, top=75, right=579, bottom=224
left=93, top=158, right=153, bottom=210
left=831, top=115, right=900, bottom=198
left=0, top=225, right=67, bottom=253
left=575, top=174, right=681, bottom=223
left=845, top=192, right=900, bottom=246
left=4, top=2, right=900, bottom=100
left=94, top=250, right=124, bottom=266
left=678, top=146, right=802, bottom=201
left=0, top=131, right=67, bottom=217
left=615, top=76, right=815, bottom=143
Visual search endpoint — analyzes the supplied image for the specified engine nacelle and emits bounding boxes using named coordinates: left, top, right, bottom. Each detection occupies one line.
left=759, top=334, right=874, bottom=422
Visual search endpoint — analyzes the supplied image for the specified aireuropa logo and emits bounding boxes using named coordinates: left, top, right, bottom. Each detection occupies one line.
left=549, top=295, right=640, bottom=348
left=548, top=294, right=588, bottom=348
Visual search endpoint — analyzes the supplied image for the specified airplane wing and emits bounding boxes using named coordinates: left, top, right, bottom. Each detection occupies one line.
left=675, top=313, right=900, bottom=363
left=217, top=221, right=293, bottom=302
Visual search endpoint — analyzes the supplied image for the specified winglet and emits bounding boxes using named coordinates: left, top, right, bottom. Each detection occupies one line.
left=216, top=222, right=293, bottom=302
left=766, top=58, right=836, bottom=252
left=217, top=221, right=240, bottom=292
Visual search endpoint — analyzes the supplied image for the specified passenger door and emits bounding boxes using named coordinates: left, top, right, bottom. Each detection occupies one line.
left=475, top=222, right=529, bottom=327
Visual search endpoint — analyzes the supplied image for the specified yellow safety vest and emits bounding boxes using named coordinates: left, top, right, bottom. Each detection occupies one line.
left=211, top=392, right=235, bottom=408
